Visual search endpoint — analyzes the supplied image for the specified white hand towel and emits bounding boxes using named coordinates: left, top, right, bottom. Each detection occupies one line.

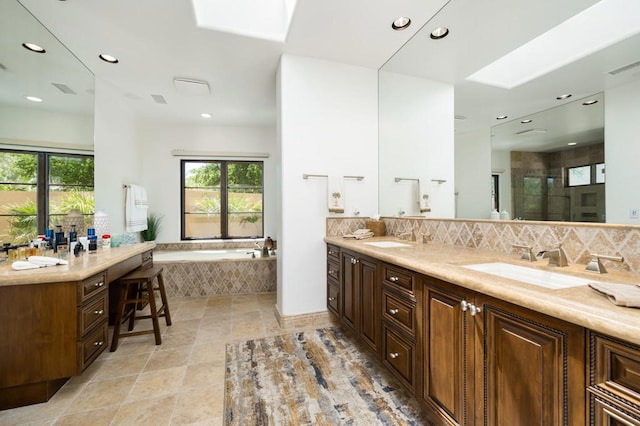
left=328, top=175, right=345, bottom=213
left=27, top=256, right=68, bottom=266
left=12, top=261, right=41, bottom=270
left=126, top=184, right=148, bottom=232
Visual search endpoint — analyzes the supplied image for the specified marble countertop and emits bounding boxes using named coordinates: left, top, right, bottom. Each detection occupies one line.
left=325, top=236, right=640, bottom=346
left=0, top=243, right=156, bottom=286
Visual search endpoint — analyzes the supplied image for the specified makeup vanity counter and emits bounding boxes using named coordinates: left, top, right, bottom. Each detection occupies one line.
left=0, top=243, right=155, bottom=410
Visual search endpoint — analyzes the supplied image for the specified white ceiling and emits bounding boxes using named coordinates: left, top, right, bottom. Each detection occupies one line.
left=6, top=0, right=640, bottom=139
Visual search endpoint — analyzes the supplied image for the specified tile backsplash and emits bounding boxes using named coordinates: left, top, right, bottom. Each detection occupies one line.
left=327, top=217, right=640, bottom=274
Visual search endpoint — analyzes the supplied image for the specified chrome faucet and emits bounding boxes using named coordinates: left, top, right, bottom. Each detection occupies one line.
left=512, top=243, right=536, bottom=262
left=539, top=244, right=568, bottom=267
left=397, top=230, right=414, bottom=241
left=586, top=253, right=624, bottom=274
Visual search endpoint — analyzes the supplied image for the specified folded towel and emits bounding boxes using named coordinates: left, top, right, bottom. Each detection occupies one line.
left=12, top=261, right=42, bottom=270
left=343, top=229, right=375, bottom=240
left=589, top=282, right=640, bottom=308
left=27, top=256, right=68, bottom=266
left=11, top=257, right=69, bottom=270
left=126, top=184, right=148, bottom=232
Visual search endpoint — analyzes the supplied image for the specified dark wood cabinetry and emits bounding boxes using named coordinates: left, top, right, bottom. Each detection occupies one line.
left=588, top=333, right=640, bottom=425
left=0, top=248, right=150, bottom=410
left=422, top=277, right=585, bottom=426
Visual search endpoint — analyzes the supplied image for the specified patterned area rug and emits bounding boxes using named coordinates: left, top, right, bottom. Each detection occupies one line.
left=224, top=327, right=432, bottom=425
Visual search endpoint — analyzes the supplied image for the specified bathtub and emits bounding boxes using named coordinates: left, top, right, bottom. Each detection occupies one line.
left=154, top=249, right=263, bottom=262
left=154, top=248, right=276, bottom=297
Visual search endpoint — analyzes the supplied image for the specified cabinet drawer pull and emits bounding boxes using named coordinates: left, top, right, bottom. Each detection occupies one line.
left=93, top=281, right=104, bottom=287
left=328, top=250, right=334, bottom=255
left=351, top=257, right=359, bottom=264
left=470, top=304, right=482, bottom=316
left=389, top=276, right=399, bottom=282
left=93, top=341, right=104, bottom=346
left=328, top=270, right=336, bottom=275
left=389, top=309, right=399, bottom=315
left=461, top=300, right=469, bottom=311
left=328, top=297, right=336, bottom=301
left=93, top=309, right=104, bottom=315
left=389, top=352, right=399, bottom=359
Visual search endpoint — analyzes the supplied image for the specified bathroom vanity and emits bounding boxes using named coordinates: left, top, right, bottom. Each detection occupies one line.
left=326, top=238, right=640, bottom=426
left=0, top=243, right=155, bottom=410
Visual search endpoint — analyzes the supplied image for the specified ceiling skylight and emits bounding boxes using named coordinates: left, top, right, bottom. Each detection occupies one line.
left=466, top=0, right=640, bottom=89
left=191, top=0, right=298, bottom=43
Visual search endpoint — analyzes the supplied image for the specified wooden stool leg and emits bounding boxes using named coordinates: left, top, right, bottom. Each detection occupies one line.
left=127, top=282, right=139, bottom=332
left=146, top=280, right=162, bottom=345
left=110, top=283, right=128, bottom=352
left=157, top=272, right=172, bottom=326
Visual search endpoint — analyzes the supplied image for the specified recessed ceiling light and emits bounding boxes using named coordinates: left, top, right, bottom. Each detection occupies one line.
left=520, top=119, right=533, bottom=124
left=430, top=27, right=449, bottom=40
left=582, top=99, right=598, bottom=105
left=201, top=113, right=212, bottom=118
left=391, top=17, right=411, bottom=31
left=99, top=54, right=119, bottom=64
left=568, top=142, right=577, bottom=146
left=22, top=43, right=45, bottom=53
left=26, top=96, right=43, bottom=102
left=496, top=115, right=508, bottom=120
left=556, top=93, right=572, bottom=100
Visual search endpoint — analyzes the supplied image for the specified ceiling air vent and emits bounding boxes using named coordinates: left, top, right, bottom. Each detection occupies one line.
left=151, top=94, right=167, bottom=104
left=516, top=128, right=547, bottom=135
left=173, top=77, right=210, bottom=96
left=609, top=60, right=640, bottom=75
left=52, top=83, right=76, bottom=94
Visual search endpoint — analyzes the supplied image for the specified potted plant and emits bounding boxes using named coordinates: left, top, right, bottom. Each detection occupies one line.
left=141, top=212, right=163, bottom=242
left=331, top=192, right=341, bottom=206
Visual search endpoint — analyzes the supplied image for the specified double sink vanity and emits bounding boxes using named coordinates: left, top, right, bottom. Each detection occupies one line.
left=325, top=236, right=640, bottom=425
left=0, top=243, right=155, bottom=410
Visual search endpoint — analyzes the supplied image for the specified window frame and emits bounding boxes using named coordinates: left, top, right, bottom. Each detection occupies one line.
left=566, top=163, right=605, bottom=187
left=180, top=159, right=264, bottom=240
left=0, top=148, right=94, bottom=240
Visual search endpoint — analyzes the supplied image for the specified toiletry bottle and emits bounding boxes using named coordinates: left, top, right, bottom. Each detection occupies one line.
left=54, top=225, right=65, bottom=253
left=69, top=224, right=77, bottom=243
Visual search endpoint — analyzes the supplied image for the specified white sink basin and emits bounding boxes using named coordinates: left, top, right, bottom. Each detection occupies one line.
left=462, top=262, right=592, bottom=289
left=364, top=241, right=411, bottom=248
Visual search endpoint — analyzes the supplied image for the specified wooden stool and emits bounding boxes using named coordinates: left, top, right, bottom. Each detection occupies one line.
left=110, top=265, right=172, bottom=352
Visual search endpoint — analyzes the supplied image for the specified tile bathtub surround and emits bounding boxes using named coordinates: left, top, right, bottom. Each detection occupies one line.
left=327, top=217, right=640, bottom=274
left=155, top=241, right=266, bottom=251
left=0, top=292, right=335, bottom=425
left=158, top=258, right=277, bottom=298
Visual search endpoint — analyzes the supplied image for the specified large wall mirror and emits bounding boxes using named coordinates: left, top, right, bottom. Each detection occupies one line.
left=378, top=0, right=640, bottom=224
left=0, top=0, right=94, bottom=151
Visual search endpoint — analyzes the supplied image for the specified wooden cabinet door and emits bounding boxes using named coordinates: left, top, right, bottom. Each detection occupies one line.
left=358, top=257, right=379, bottom=354
left=476, top=295, right=585, bottom=426
left=421, top=278, right=475, bottom=426
left=340, top=250, right=357, bottom=331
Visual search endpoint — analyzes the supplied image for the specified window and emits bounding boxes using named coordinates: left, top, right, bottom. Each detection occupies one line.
left=567, top=163, right=605, bottom=187
left=181, top=160, right=263, bottom=240
left=491, top=174, right=499, bottom=211
left=0, top=150, right=94, bottom=244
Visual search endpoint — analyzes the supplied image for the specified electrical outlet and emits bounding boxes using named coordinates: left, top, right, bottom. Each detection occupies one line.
left=630, top=208, right=639, bottom=219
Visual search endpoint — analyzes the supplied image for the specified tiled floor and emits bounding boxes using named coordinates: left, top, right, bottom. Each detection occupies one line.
left=0, top=292, right=334, bottom=426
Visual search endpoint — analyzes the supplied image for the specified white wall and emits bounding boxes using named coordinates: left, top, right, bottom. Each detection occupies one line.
left=93, top=78, right=142, bottom=235
left=491, top=150, right=512, bottom=218
left=455, top=127, right=492, bottom=219
left=0, top=104, right=93, bottom=150
left=278, top=54, right=378, bottom=316
left=378, top=71, right=455, bottom=218
left=136, top=122, right=277, bottom=242
left=605, top=79, right=640, bottom=224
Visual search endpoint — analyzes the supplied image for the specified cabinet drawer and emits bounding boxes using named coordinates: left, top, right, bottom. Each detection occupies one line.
left=79, top=321, right=108, bottom=372
left=592, top=395, right=640, bottom=425
left=327, top=245, right=340, bottom=261
left=78, top=292, right=108, bottom=336
left=382, top=264, right=415, bottom=297
left=78, top=273, right=107, bottom=303
left=382, top=290, right=416, bottom=337
left=383, top=325, right=416, bottom=393
left=327, top=283, right=340, bottom=317
left=327, top=258, right=340, bottom=282
left=591, top=333, right=640, bottom=406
